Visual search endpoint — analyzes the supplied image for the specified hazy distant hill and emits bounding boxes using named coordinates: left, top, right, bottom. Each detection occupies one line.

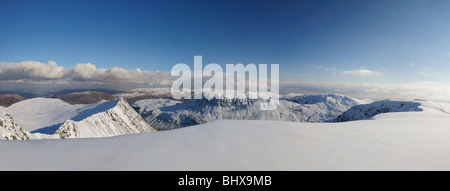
left=52, top=91, right=115, bottom=105
left=0, top=94, right=25, bottom=107
left=50, top=89, right=124, bottom=95
left=114, top=88, right=175, bottom=103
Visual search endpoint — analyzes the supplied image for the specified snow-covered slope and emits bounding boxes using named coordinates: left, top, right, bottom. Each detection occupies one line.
left=334, top=99, right=450, bottom=122
left=1, top=105, right=449, bottom=170
left=132, top=94, right=367, bottom=130
left=285, top=94, right=371, bottom=105
left=8, top=98, right=85, bottom=133
left=55, top=98, right=155, bottom=139
left=335, top=100, right=424, bottom=122
left=8, top=97, right=155, bottom=139
left=0, top=106, right=31, bottom=140
left=417, top=100, right=450, bottom=114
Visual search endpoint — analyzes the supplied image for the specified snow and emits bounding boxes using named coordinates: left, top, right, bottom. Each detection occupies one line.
left=284, top=93, right=372, bottom=105
left=132, top=98, right=181, bottom=113
left=0, top=105, right=449, bottom=170
left=6, top=98, right=155, bottom=139
left=335, top=100, right=423, bottom=122
left=0, top=106, right=30, bottom=140
left=132, top=94, right=366, bottom=130
left=418, top=100, right=450, bottom=114
left=2, top=93, right=450, bottom=170
left=282, top=93, right=305, bottom=99
left=7, top=98, right=86, bottom=132
left=55, top=98, right=155, bottom=138
left=335, top=99, right=450, bottom=122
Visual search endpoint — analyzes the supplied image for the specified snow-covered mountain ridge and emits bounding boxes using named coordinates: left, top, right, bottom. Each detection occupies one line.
left=335, top=100, right=423, bottom=122
left=335, top=99, right=450, bottom=122
left=3, top=93, right=449, bottom=140
left=6, top=98, right=155, bottom=139
left=55, top=98, right=155, bottom=139
left=132, top=94, right=369, bottom=130
left=0, top=106, right=31, bottom=140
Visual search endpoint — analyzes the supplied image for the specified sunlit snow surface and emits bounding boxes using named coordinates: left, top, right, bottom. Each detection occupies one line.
left=1, top=104, right=449, bottom=170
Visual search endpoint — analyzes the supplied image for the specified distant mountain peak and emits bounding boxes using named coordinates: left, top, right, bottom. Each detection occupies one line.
left=51, top=91, right=116, bottom=105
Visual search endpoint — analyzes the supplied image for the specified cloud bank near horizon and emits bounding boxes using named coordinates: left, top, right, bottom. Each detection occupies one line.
left=280, top=81, right=450, bottom=102
left=1, top=61, right=450, bottom=102
left=0, top=61, right=172, bottom=87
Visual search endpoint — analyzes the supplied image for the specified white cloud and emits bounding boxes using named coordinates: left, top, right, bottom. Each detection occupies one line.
left=3, top=61, right=449, bottom=102
left=446, top=52, right=450, bottom=57
left=0, top=61, right=65, bottom=80
left=280, top=81, right=450, bottom=102
left=315, top=66, right=337, bottom=71
left=66, top=63, right=172, bottom=86
left=67, top=63, right=97, bottom=80
left=343, top=69, right=383, bottom=77
left=0, top=61, right=172, bottom=87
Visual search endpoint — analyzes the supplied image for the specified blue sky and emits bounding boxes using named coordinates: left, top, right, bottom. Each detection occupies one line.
left=1, top=0, right=450, bottom=100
